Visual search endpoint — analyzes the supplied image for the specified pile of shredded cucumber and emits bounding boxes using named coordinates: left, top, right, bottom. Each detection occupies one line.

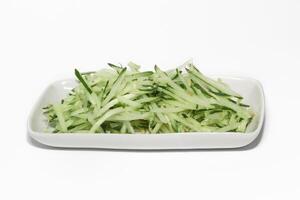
left=43, top=61, right=254, bottom=134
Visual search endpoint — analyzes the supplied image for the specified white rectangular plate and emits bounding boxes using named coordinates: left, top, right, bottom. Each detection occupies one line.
left=28, top=76, right=265, bottom=150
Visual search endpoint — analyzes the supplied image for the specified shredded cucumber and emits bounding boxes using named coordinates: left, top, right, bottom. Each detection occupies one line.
left=43, top=61, right=254, bottom=133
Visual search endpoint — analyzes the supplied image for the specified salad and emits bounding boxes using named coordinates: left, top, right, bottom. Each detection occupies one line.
left=43, top=61, right=254, bottom=134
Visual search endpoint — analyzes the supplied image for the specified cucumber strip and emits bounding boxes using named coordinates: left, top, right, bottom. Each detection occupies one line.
left=53, top=104, right=68, bottom=132
left=151, top=123, right=162, bottom=133
left=90, top=107, right=124, bottom=133
left=108, top=112, right=150, bottom=121
left=95, top=94, right=136, bottom=118
left=75, top=69, right=92, bottom=94
left=102, top=68, right=127, bottom=106
left=188, top=64, right=242, bottom=98
left=125, top=121, right=135, bottom=133
left=128, top=61, right=141, bottom=72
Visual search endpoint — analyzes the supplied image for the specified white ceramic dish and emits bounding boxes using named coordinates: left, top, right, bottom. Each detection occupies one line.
left=28, top=76, right=264, bottom=149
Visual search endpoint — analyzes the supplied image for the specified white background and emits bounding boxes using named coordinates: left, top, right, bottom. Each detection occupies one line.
left=0, top=0, right=300, bottom=199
